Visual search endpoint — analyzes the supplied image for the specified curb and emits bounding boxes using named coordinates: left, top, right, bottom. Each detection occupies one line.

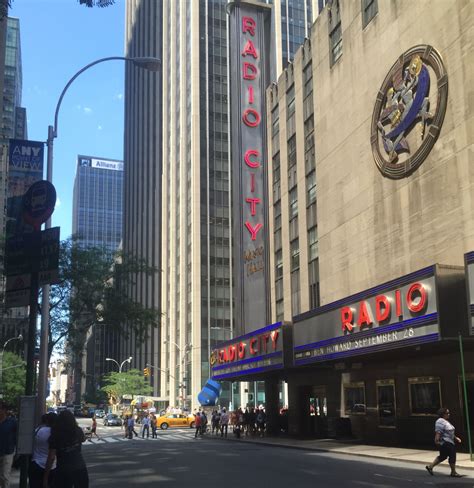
left=203, top=435, right=474, bottom=471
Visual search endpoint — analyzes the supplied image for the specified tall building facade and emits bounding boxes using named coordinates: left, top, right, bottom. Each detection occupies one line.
left=72, top=155, right=124, bottom=399
left=123, top=0, right=316, bottom=409
left=0, top=16, right=28, bottom=345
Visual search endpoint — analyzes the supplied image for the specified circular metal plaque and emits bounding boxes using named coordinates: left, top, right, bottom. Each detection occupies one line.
left=371, top=45, right=448, bottom=179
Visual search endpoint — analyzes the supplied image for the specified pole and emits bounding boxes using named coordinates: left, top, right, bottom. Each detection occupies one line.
left=19, top=270, right=39, bottom=488
left=458, top=333, right=473, bottom=461
left=36, top=125, right=54, bottom=423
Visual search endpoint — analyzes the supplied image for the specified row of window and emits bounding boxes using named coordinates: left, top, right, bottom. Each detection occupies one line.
left=343, top=377, right=448, bottom=426
left=329, top=0, right=378, bottom=67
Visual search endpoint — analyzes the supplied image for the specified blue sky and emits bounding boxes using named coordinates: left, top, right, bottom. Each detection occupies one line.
left=10, top=0, right=126, bottom=239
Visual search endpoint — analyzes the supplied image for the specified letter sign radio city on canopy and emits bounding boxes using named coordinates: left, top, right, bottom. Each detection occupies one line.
left=228, top=1, right=272, bottom=334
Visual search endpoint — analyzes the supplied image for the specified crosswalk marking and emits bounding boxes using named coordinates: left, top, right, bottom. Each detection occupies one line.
left=83, top=432, right=195, bottom=446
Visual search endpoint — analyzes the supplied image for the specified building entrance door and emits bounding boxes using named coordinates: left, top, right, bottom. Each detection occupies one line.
left=305, top=385, right=328, bottom=438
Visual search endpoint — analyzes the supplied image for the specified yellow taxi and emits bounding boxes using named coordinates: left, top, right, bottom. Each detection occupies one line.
left=156, top=413, right=195, bottom=430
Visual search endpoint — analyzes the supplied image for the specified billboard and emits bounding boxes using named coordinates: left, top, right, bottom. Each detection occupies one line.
left=228, top=0, right=272, bottom=334
left=78, top=156, right=123, bottom=171
left=293, top=265, right=468, bottom=366
left=6, top=139, right=44, bottom=238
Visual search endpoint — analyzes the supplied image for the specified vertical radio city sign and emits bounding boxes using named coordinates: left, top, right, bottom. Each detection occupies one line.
left=228, top=1, right=271, bottom=334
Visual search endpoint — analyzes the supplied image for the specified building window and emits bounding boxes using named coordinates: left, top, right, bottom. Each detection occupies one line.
left=308, top=258, right=320, bottom=309
left=303, top=62, right=313, bottom=98
left=308, top=226, right=318, bottom=261
left=377, top=379, right=396, bottom=427
left=273, top=152, right=281, bottom=202
left=362, top=0, right=378, bottom=28
left=329, top=0, right=342, bottom=66
left=291, top=269, right=301, bottom=315
left=288, top=135, right=297, bottom=171
left=344, top=382, right=366, bottom=415
left=409, top=377, right=441, bottom=415
left=286, top=84, right=295, bottom=118
left=289, top=187, right=298, bottom=219
left=275, top=249, right=283, bottom=279
left=276, top=299, right=284, bottom=321
left=290, top=238, right=300, bottom=271
left=306, top=170, right=316, bottom=206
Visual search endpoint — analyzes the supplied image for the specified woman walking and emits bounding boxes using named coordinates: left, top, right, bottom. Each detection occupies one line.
left=425, top=407, right=462, bottom=478
left=43, top=410, right=89, bottom=488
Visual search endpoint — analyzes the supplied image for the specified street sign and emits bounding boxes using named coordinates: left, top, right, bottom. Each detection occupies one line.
left=6, top=273, right=31, bottom=291
left=5, top=288, right=30, bottom=308
left=22, top=180, right=56, bottom=229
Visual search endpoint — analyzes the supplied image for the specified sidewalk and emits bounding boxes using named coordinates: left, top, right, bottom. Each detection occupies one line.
left=208, top=433, right=474, bottom=471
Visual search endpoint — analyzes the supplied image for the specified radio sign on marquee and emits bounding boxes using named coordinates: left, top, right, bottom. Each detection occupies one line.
left=229, top=1, right=271, bottom=334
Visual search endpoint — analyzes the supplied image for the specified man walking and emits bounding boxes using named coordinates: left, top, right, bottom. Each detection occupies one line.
left=0, top=402, right=17, bottom=488
left=220, top=408, right=229, bottom=438
left=194, top=412, right=202, bottom=438
left=142, top=414, right=150, bottom=438
left=151, top=415, right=157, bottom=439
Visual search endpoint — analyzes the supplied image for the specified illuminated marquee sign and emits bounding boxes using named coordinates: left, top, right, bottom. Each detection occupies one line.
left=229, top=1, right=271, bottom=334
left=293, top=266, right=448, bottom=365
left=210, top=322, right=284, bottom=380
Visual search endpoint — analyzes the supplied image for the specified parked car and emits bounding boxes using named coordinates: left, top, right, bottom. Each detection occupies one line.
left=94, top=409, right=106, bottom=418
left=103, top=414, right=122, bottom=427
left=156, top=413, right=195, bottom=430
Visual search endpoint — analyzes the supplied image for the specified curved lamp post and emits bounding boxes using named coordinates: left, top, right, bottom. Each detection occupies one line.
left=35, top=56, right=161, bottom=421
left=106, top=356, right=133, bottom=373
left=0, top=334, right=23, bottom=399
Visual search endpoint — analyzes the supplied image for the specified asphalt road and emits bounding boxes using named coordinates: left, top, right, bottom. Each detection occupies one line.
left=79, top=429, right=474, bottom=488
left=10, top=419, right=474, bottom=487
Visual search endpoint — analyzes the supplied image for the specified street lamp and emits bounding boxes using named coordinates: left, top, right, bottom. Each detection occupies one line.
left=106, top=356, right=133, bottom=373
left=35, top=55, right=161, bottom=419
left=0, top=334, right=23, bottom=399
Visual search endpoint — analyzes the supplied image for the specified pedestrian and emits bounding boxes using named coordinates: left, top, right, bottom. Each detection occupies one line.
left=194, top=412, right=202, bottom=438
left=89, top=415, right=100, bottom=441
left=123, top=415, right=129, bottom=438
left=127, top=416, right=138, bottom=438
left=29, top=413, right=57, bottom=488
left=151, top=415, right=157, bottom=439
left=256, top=408, right=266, bottom=437
left=0, top=401, right=17, bottom=488
left=211, top=410, right=219, bottom=435
left=43, top=409, right=89, bottom=488
left=425, top=407, right=463, bottom=478
left=200, top=411, right=208, bottom=435
left=220, top=408, right=229, bottom=438
left=142, top=414, right=150, bottom=438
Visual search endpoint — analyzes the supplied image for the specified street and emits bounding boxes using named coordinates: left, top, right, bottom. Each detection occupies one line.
left=71, top=419, right=474, bottom=488
left=9, top=419, right=474, bottom=487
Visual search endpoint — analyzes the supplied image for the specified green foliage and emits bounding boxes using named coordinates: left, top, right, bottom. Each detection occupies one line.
left=48, top=237, right=162, bottom=360
left=0, top=352, right=25, bottom=405
left=78, top=0, right=115, bottom=7
left=101, top=369, right=153, bottom=405
left=82, top=388, right=108, bottom=405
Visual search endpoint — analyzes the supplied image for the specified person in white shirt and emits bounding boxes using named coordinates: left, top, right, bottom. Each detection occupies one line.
left=425, top=407, right=462, bottom=477
left=220, top=408, right=229, bottom=438
left=28, top=413, right=57, bottom=488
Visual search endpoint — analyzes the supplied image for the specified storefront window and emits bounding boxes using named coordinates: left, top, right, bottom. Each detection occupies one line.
left=344, top=382, right=366, bottom=414
left=377, top=379, right=396, bottom=427
left=409, top=377, right=441, bottom=415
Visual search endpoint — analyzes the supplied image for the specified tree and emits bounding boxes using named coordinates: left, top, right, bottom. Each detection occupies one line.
left=0, top=351, right=25, bottom=405
left=101, top=369, right=153, bottom=406
left=47, top=237, right=162, bottom=363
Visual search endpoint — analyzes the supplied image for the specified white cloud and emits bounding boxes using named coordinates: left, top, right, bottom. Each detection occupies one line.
left=83, top=107, right=93, bottom=114
left=97, top=125, right=103, bottom=131
left=115, top=93, right=123, bottom=100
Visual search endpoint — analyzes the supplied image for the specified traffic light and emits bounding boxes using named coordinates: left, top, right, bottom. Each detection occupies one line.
left=143, top=367, right=150, bottom=377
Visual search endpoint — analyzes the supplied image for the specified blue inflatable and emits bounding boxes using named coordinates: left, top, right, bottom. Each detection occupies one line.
left=198, top=379, right=222, bottom=406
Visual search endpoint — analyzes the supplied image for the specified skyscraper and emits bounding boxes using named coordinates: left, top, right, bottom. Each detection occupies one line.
left=72, top=154, right=124, bottom=399
left=123, top=0, right=316, bottom=408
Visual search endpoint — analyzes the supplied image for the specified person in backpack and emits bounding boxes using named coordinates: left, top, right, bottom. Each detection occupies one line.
left=200, top=411, right=208, bottom=435
left=194, top=412, right=202, bottom=438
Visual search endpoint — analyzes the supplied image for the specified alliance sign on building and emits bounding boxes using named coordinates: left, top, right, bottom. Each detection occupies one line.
left=228, top=0, right=272, bottom=334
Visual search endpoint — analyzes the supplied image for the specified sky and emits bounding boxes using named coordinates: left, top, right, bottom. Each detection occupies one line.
left=10, top=0, right=126, bottom=239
